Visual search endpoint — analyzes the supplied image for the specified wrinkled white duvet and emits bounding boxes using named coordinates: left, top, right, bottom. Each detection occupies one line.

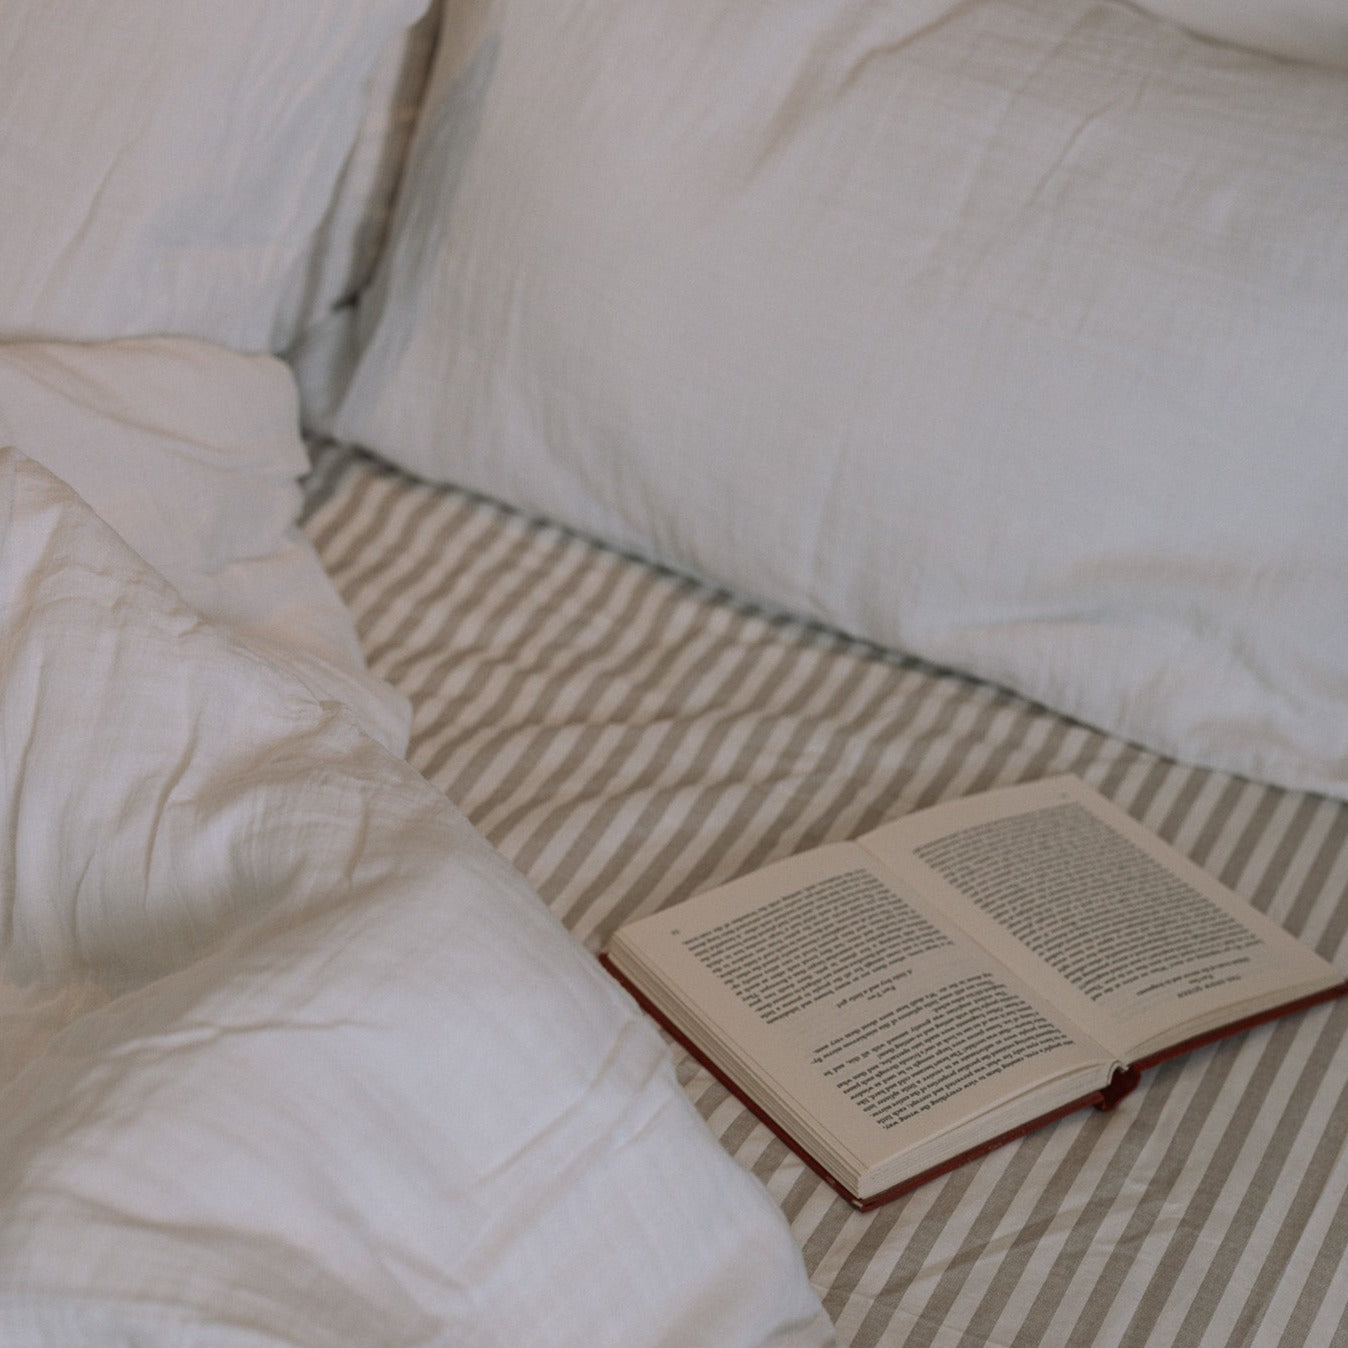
left=0, top=446, right=830, bottom=1344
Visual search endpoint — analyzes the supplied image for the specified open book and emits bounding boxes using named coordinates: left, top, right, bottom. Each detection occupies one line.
left=603, top=777, right=1347, bottom=1209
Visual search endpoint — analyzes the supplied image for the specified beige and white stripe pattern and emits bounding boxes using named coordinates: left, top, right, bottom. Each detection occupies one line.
left=304, top=442, right=1348, bottom=1347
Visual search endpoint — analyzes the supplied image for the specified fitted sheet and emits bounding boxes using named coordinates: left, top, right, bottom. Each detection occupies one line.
left=304, top=442, right=1348, bottom=1348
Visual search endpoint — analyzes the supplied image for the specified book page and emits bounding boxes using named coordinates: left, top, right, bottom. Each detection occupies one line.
left=607, top=841, right=1112, bottom=1196
left=859, top=778, right=1342, bottom=1061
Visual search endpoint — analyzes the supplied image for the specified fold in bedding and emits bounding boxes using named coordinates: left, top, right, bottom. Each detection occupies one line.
left=0, top=448, right=831, bottom=1347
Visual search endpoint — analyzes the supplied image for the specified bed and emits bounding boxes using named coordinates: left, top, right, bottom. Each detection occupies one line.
left=2, top=1, right=1347, bottom=1344
left=300, top=440, right=1348, bottom=1346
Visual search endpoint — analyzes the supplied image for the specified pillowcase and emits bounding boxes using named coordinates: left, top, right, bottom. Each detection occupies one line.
left=0, top=0, right=429, bottom=353
left=0, top=449, right=832, bottom=1345
left=1132, top=0, right=1348, bottom=67
left=326, top=0, right=1348, bottom=799
left=0, top=338, right=409, bottom=752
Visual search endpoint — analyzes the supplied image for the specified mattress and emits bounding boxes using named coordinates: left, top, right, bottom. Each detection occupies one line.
left=304, top=441, right=1348, bottom=1348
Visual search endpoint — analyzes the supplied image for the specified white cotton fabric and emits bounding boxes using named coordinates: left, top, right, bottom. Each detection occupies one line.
left=327, top=0, right=1348, bottom=798
left=0, top=338, right=410, bottom=753
left=283, top=5, right=442, bottom=361
left=0, top=0, right=429, bottom=353
left=0, top=449, right=833, bottom=1347
left=1132, top=0, right=1348, bottom=67
left=287, top=7, right=443, bottom=421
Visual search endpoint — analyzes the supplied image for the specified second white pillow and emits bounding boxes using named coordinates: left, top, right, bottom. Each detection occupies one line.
left=327, top=0, right=1348, bottom=797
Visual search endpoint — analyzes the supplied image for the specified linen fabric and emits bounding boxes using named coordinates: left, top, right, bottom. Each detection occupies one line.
left=284, top=5, right=443, bottom=364
left=0, top=0, right=429, bottom=353
left=301, top=440, right=1348, bottom=1348
left=325, top=0, right=1348, bottom=798
left=0, top=449, right=832, bottom=1347
left=1134, top=0, right=1348, bottom=66
left=0, top=338, right=410, bottom=752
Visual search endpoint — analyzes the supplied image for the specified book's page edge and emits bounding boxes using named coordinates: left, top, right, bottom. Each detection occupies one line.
left=600, top=953, right=1112, bottom=1210
left=602, top=843, right=1118, bottom=1193
left=852, top=1082, right=1117, bottom=1210
left=1130, top=979, right=1348, bottom=1073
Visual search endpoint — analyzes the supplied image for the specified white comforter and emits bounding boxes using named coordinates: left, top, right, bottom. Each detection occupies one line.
left=0, top=350, right=831, bottom=1345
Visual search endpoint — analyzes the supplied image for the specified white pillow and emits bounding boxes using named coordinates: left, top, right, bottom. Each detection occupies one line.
left=1132, top=0, right=1348, bottom=67
left=0, top=450, right=832, bottom=1346
left=327, top=0, right=1348, bottom=798
left=0, top=338, right=410, bottom=752
left=0, top=0, right=429, bottom=353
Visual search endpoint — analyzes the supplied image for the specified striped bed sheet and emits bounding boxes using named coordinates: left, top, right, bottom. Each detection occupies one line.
left=303, top=441, right=1348, bottom=1348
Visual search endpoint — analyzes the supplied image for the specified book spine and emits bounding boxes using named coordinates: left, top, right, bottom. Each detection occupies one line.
left=1096, top=1064, right=1142, bottom=1110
